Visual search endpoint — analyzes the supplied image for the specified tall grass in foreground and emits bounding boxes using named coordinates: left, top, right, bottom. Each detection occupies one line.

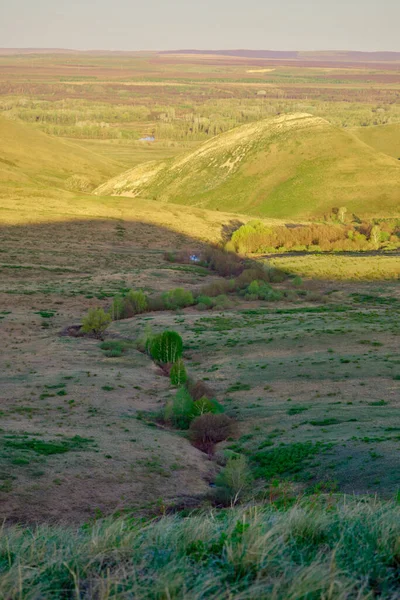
left=1, top=498, right=399, bottom=598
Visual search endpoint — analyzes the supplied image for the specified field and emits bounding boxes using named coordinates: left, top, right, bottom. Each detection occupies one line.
left=0, top=50, right=399, bottom=597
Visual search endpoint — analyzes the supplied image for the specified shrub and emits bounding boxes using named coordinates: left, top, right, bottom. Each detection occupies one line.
left=203, top=247, right=243, bottom=277
left=196, top=295, right=213, bottom=307
left=186, top=379, right=216, bottom=401
left=200, top=279, right=234, bottom=298
left=292, top=276, right=303, bottom=287
left=212, top=295, right=234, bottom=310
left=165, top=387, right=194, bottom=429
left=147, top=295, right=167, bottom=312
left=81, top=308, right=111, bottom=339
left=189, top=413, right=233, bottom=452
left=125, top=290, right=148, bottom=316
left=170, top=359, right=187, bottom=387
left=110, top=295, right=125, bottom=320
left=99, top=340, right=127, bottom=357
left=192, top=396, right=224, bottom=416
left=214, top=455, right=252, bottom=505
left=163, top=288, right=194, bottom=310
left=150, top=330, right=183, bottom=364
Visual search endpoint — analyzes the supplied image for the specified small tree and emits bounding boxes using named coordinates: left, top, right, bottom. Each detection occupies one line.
left=110, top=295, right=125, bottom=320
left=338, top=207, right=347, bottom=224
left=369, top=225, right=381, bottom=248
left=170, top=359, right=187, bottom=386
left=215, top=455, right=252, bottom=506
left=81, top=308, right=111, bottom=339
left=165, top=387, right=194, bottom=429
left=125, top=290, right=148, bottom=315
left=150, top=330, right=183, bottom=364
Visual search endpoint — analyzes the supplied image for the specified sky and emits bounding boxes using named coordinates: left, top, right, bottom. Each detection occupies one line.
left=1, top=0, right=399, bottom=52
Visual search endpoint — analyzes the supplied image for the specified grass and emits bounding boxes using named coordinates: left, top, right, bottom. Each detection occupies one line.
left=269, top=254, right=400, bottom=280
left=94, top=113, right=400, bottom=219
left=0, top=498, right=399, bottom=598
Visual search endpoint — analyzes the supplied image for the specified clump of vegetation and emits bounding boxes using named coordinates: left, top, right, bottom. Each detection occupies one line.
left=124, top=289, right=148, bottom=316
left=214, top=454, right=253, bottom=505
left=230, top=219, right=400, bottom=254
left=187, top=379, right=216, bottom=401
left=150, top=330, right=183, bottom=364
left=170, top=359, right=187, bottom=387
left=244, top=280, right=283, bottom=301
left=99, top=340, right=128, bottom=358
left=165, top=387, right=195, bottom=429
left=1, top=498, right=400, bottom=598
left=190, top=413, right=234, bottom=453
left=163, top=288, right=194, bottom=310
left=81, top=308, right=111, bottom=339
left=192, top=397, right=224, bottom=416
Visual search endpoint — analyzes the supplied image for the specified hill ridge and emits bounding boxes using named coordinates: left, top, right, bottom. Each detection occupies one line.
left=94, top=113, right=400, bottom=219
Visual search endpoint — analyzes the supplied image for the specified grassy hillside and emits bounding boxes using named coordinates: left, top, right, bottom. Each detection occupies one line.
left=352, top=123, right=400, bottom=160
left=95, top=113, right=400, bottom=219
left=0, top=116, right=121, bottom=190
left=1, top=499, right=399, bottom=599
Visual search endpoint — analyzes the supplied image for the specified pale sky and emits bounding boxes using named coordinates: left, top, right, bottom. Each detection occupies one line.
left=1, top=0, right=399, bottom=52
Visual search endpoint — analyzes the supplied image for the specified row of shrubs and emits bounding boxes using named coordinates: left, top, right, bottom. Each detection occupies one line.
left=228, top=219, right=400, bottom=254
left=141, top=329, right=235, bottom=455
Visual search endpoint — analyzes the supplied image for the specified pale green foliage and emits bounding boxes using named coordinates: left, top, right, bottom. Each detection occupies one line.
left=150, top=330, right=183, bottom=364
left=165, top=387, right=194, bottom=429
left=192, top=397, right=224, bottom=416
left=126, top=289, right=148, bottom=314
left=110, top=295, right=125, bottom=320
left=163, top=288, right=194, bottom=310
left=170, top=359, right=187, bottom=387
left=215, top=455, right=253, bottom=505
left=81, top=308, right=111, bottom=338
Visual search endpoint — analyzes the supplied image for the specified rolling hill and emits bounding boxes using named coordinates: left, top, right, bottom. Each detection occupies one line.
left=94, top=113, right=400, bottom=219
left=0, top=116, right=121, bottom=190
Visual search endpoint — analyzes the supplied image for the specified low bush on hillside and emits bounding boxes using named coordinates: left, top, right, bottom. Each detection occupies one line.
left=1, top=499, right=400, bottom=598
left=214, top=454, right=253, bottom=505
left=163, top=288, right=194, bottom=310
left=170, top=359, right=187, bottom=387
left=149, top=330, right=183, bottom=364
left=243, top=280, right=283, bottom=301
left=81, top=308, right=111, bottom=339
left=190, top=413, right=234, bottom=452
left=230, top=219, right=400, bottom=254
left=186, top=379, right=216, bottom=401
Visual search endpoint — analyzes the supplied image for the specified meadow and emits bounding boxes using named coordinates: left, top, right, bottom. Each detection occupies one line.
left=0, top=50, right=399, bottom=598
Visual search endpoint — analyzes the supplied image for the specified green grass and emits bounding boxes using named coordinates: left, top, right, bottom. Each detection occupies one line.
left=0, top=498, right=399, bottom=598
left=95, top=113, right=400, bottom=219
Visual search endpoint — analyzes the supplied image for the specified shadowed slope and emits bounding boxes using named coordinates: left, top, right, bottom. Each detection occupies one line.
left=95, top=113, right=400, bottom=219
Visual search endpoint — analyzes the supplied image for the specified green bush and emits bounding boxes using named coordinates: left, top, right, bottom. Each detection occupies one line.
left=170, top=359, right=187, bottom=387
left=192, top=396, right=224, bottom=416
left=292, top=276, right=303, bottom=287
left=196, top=295, right=213, bottom=307
left=244, top=280, right=283, bottom=302
left=81, top=308, right=111, bottom=338
left=99, top=340, right=127, bottom=357
left=215, top=455, right=252, bottom=505
left=110, top=295, right=125, bottom=320
left=125, top=289, right=148, bottom=316
left=165, top=387, right=194, bottom=429
left=163, top=288, right=194, bottom=310
left=150, top=330, right=183, bottom=364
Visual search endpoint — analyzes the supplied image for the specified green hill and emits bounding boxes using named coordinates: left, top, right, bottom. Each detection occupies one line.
left=94, top=113, right=400, bottom=219
left=0, top=116, right=120, bottom=190
left=352, top=123, right=400, bottom=160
